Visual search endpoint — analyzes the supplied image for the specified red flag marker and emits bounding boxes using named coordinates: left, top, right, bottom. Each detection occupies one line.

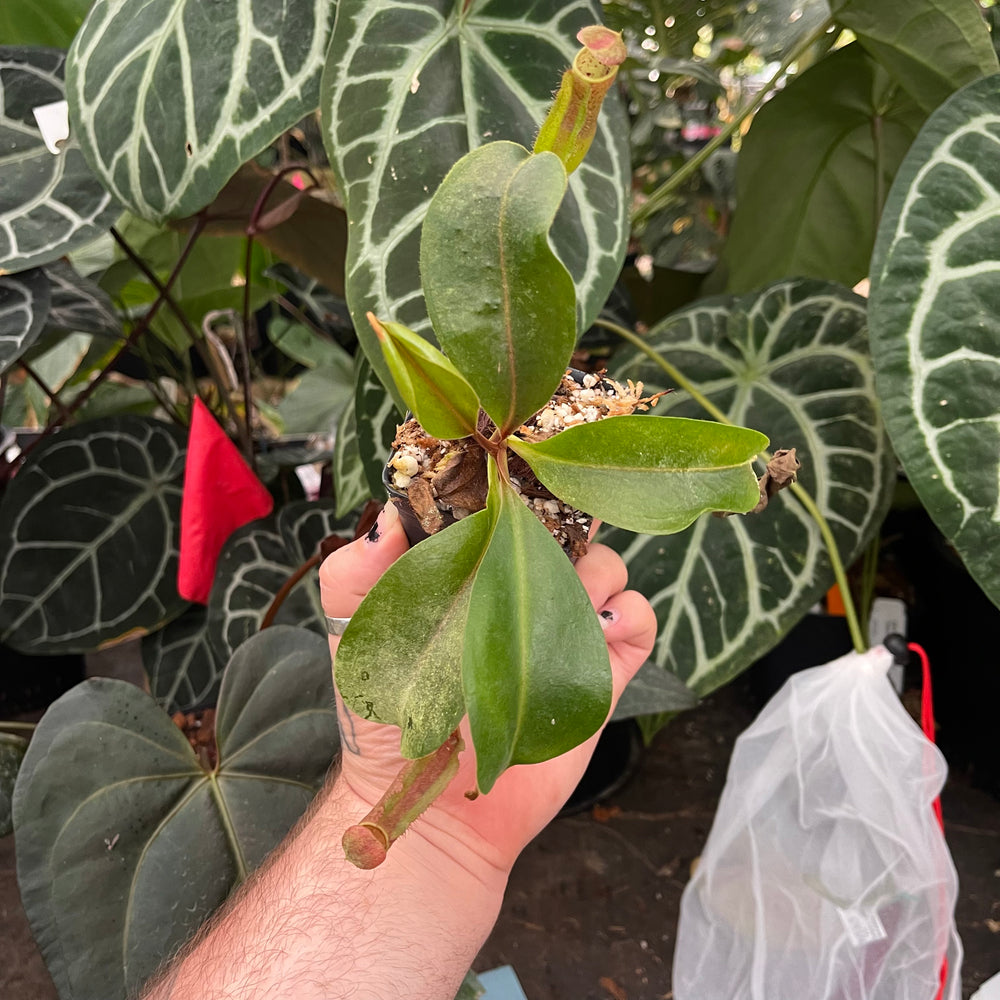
left=178, top=397, right=273, bottom=604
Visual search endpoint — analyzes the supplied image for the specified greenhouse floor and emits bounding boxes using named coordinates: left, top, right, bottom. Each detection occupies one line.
left=2, top=679, right=999, bottom=1000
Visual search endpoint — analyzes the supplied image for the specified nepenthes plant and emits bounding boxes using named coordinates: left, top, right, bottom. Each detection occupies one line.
left=334, top=27, right=769, bottom=867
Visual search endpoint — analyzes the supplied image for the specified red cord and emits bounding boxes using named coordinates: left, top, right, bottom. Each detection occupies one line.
left=908, top=642, right=948, bottom=1000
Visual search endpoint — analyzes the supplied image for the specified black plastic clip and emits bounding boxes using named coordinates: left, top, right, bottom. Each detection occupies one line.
left=883, top=632, right=910, bottom=666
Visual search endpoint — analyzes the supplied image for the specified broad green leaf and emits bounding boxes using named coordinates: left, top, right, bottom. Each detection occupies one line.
left=321, top=0, right=630, bottom=395
left=0, top=416, right=188, bottom=653
left=722, top=43, right=924, bottom=293
left=270, top=317, right=353, bottom=371
left=869, top=72, right=1000, bottom=609
left=332, top=393, right=375, bottom=517
left=422, top=144, right=575, bottom=432
left=511, top=415, right=767, bottom=533
left=66, top=0, right=334, bottom=222
left=610, top=660, right=698, bottom=722
left=0, top=0, right=93, bottom=47
left=0, top=732, right=28, bottom=837
left=207, top=499, right=351, bottom=662
left=13, top=626, right=337, bottom=1000
left=0, top=47, right=118, bottom=273
left=374, top=317, right=480, bottom=440
left=465, top=469, right=611, bottom=791
left=277, top=364, right=355, bottom=435
left=43, top=259, right=120, bottom=336
left=0, top=268, right=50, bottom=374
left=354, top=356, right=401, bottom=497
left=607, top=278, right=894, bottom=694
left=831, top=0, right=998, bottom=113
left=337, top=510, right=491, bottom=758
left=141, top=605, right=223, bottom=714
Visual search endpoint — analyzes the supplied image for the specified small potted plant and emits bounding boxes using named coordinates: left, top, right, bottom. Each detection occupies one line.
left=334, top=27, right=769, bottom=867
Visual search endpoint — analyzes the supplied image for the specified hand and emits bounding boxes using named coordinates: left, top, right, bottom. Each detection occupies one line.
left=319, top=501, right=657, bottom=881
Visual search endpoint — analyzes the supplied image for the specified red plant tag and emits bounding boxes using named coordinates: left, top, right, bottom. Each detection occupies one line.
left=177, top=397, right=273, bottom=604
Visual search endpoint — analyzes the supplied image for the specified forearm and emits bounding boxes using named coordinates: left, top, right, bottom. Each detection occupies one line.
left=142, top=772, right=506, bottom=1000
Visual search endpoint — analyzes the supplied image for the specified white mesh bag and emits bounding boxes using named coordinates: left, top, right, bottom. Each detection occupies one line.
left=673, top=646, right=962, bottom=1000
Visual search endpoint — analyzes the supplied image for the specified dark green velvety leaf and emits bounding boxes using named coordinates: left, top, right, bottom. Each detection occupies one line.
left=611, top=659, right=698, bottom=722
left=511, top=415, right=767, bottom=533
left=465, top=469, right=611, bottom=792
left=66, top=0, right=334, bottom=222
left=0, top=268, right=50, bottom=375
left=869, top=72, right=1000, bottom=608
left=831, top=0, right=998, bottom=113
left=0, top=732, right=28, bottom=837
left=337, top=510, right=491, bottom=758
left=332, top=390, right=375, bottom=517
left=321, top=0, right=630, bottom=395
left=12, top=626, right=337, bottom=1000
left=354, top=355, right=400, bottom=498
left=0, top=416, right=188, bottom=653
left=422, top=143, right=575, bottom=432
left=141, top=605, right=223, bottom=714
left=42, top=259, right=121, bottom=336
left=607, top=278, right=895, bottom=695
left=207, top=499, right=352, bottom=662
left=0, top=47, right=119, bottom=272
left=375, top=318, right=480, bottom=440
left=722, top=43, right=924, bottom=293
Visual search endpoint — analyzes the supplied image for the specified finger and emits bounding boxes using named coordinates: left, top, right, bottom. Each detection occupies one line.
left=319, top=502, right=409, bottom=625
left=598, top=589, right=658, bottom=702
left=574, top=542, right=628, bottom=612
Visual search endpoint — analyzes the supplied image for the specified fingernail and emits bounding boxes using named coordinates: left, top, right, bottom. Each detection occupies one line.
left=599, top=608, right=617, bottom=628
left=367, top=501, right=399, bottom=543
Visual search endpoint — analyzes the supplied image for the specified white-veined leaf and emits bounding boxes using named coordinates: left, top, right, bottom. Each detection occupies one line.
left=0, top=268, right=50, bottom=374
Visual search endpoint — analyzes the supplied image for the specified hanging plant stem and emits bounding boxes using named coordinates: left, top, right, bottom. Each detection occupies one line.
left=599, top=318, right=867, bottom=654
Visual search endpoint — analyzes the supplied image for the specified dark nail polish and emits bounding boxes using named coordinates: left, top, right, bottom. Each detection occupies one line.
left=600, top=609, right=615, bottom=621
left=367, top=519, right=381, bottom=543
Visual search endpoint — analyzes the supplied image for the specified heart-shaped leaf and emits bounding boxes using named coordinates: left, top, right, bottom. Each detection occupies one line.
left=0, top=46, right=119, bottom=273
left=0, top=415, right=188, bottom=654
left=831, top=0, right=998, bottom=114
left=0, top=732, right=28, bottom=837
left=0, top=268, right=50, bottom=375
left=207, top=499, right=352, bottom=662
left=511, top=415, right=768, bottom=533
left=13, top=625, right=338, bottom=1000
left=869, top=73, right=1000, bottom=608
left=722, top=43, right=924, bottom=293
left=465, top=468, right=611, bottom=792
left=66, top=0, right=334, bottom=222
left=141, top=605, right=223, bottom=714
left=422, top=144, right=575, bottom=433
left=373, top=317, right=480, bottom=440
left=607, top=278, right=895, bottom=694
left=336, top=509, right=491, bottom=758
left=321, top=0, right=630, bottom=396
left=42, top=260, right=121, bottom=337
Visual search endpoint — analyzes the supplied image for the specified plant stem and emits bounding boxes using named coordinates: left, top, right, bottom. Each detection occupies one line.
left=0, top=721, right=37, bottom=732
left=632, top=16, right=835, bottom=226
left=19, top=361, right=72, bottom=421
left=260, top=553, right=322, bottom=629
left=598, top=317, right=867, bottom=654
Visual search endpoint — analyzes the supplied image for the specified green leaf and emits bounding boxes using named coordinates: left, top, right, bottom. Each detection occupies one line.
left=0, top=0, right=93, bottom=47
left=831, top=0, right=998, bottom=113
left=373, top=317, right=481, bottom=440
left=270, top=317, right=352, bottom=371
left=455, top=970, right=486, bottom=1000
left=337, top=510, right=491, bottom=758
left=207, top=499, right=351, bottom=662
left=321, top=0, right=630, bottom=395
left=277, top=363, right=355, bottom=435
left=607, top=278, right=895, bottom=694
left=65, top=0, right=334, bottom=222
left=0, top=416, right=188, bottom=654
left=141, top=605, right=223, bottom=714
left=332, top=393, right=375, bottom=517
left=610, top=660, right=698, bottom=723
left=42, top=260, right=121, bottom=337
left=869, top=72, right=1000, bottom=609
left=422, top=144, right=575, bottom=432
left=0, top=47, right=119, bottom=273
left=511, top=415, right=768, bottom=533
left=722, top=43, right=924, bottom=293
left=0, top=268, right=50, bottom=375
left=465, top=468, right=611, bottom=792
left=13, top=626, right=337, bottom=1000
left=0, top=732, right=28, bottom=838
left=354, top=356, right=401, bottom=497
